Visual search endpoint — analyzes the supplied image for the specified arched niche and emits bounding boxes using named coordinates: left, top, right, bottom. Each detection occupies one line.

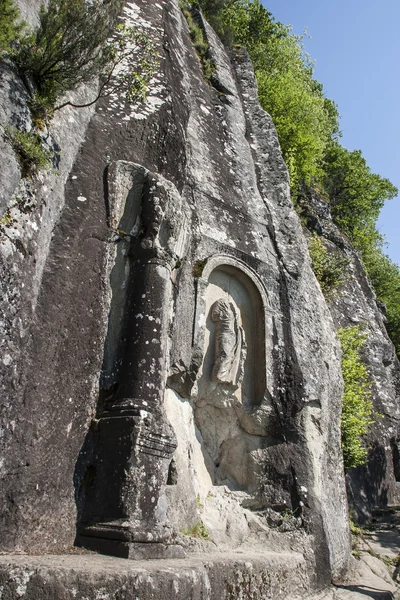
left=192, top=256, right=270, bottom=491
left=195, top=256, right=268, bottom=408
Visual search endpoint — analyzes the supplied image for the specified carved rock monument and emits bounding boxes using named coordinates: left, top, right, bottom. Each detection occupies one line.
left=0, top=0, right=363, bottom=597
left=211, top=298, right=246, bottom=387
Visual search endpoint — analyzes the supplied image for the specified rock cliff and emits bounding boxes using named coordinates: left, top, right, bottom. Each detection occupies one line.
left=299, top=189, right=400, bottom=520
left=1, top=0, right=397, bottom=597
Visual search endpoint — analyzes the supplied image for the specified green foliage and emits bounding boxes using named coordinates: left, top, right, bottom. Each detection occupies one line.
left=308, top=234, right=349, bottom=300
left=180, top=2, right=216, bottom=81
left=253, top=22, right=339, bottom=189
left=362, top=246, right=400, bottom=356
left=322, top=142, right=397, bottom=252
left=0, top=211, right=13, bottom=229
left=180, top=521, right=210, bottom=539
left=192, top=0, right=242, bottom=45
left=3, top=126, right=53, bottom=178
left=199, top=0, right=400, bottom=357
left=256, top=59, right=339, bottom=190
left=349, top=519, right=363, bottom=536
left=2, top=0, right=156, bottom=173
left=338, top=326, right=374, bottom=469
left=0, top=0, right=24, bottom=55
left=321, top=142, right=400, bottom=354
left=199, top=0, right=397, bottom=240
left=12, top=0, right=122, bottom=107
left=201, top=0, right=277, bottom=48
left=3, top=0, right=156, bottom=122
left=200, top=0, right=340, bottom=190
left=378, top=552, right=399, bottom=569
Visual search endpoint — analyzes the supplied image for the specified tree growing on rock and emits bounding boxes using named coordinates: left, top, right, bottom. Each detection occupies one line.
left=4, top=0, right=157, bottom=123
left=1, top=0, right=158, bottom=177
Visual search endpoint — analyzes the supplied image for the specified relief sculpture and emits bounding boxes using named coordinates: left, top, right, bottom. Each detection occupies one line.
left=211, top=298, right=247, bottom=388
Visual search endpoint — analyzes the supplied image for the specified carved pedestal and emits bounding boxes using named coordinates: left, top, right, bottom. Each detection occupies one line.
left=77, top=406, right=184, bottom=559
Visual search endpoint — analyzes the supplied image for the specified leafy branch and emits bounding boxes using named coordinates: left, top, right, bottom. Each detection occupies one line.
left=3, top=0, right=157, bottom=123
left=54, top=24, right=158, bottom=111
left=1, top=0, right=158, bottom=178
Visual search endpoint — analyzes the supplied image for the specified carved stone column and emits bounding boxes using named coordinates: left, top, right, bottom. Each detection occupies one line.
left=76, top=162, right=188, bottom=559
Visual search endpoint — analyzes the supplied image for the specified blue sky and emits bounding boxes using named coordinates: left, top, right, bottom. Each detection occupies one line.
left=261, top=0, right=400, bottom=265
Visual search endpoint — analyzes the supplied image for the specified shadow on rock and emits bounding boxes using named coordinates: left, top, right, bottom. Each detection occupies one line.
left=347, top=442, right=389, bottom=522
left=335, top=585, right=394, bottom=599
left=368, top=528, right=400, bottom=552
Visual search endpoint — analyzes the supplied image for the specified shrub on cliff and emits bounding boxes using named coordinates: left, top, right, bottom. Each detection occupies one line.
left=2, top=0, right=157, bottom=177
left=14, top=0, right=158, bottom=118
left=321, top=143, right=400, bottom=354
left=338, top=326, right=375, bottom=469
left=3, top=0, right=157, bottom=123
left=179, top=2, right=216, bottom=81
left=0, top=0, right=24, bottom=55
left=322, top=142, right=397, bottom=252
left=14, top=0, right=121, bottom=112
left=3, top=127, right=53, bottom=178
left=308, top=234, right=349, bottom=300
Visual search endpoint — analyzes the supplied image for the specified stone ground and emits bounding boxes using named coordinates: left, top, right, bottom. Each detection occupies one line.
left=0, top=549, right=311, bottom=599
left=310, top=554, right=400, bottom=599
left=309, top=508, right=400, bottom=599
left=0, top=542, right=399, bottom=599
left=1, top=511, right=400, bottom=599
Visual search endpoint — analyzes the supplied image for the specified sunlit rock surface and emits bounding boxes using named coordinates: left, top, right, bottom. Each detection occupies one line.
left=0, top=0, right=376, bottom=597
left=299, top=188, right=400, bottom=521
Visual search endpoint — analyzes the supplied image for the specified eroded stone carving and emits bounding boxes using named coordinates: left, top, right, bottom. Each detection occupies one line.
left=75, top=161, right=189, bottom=560
left=211, top=298, right=247, bottom=387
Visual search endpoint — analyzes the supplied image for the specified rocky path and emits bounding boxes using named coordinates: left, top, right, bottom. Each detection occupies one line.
left=310, top=508, right=400, bottom=599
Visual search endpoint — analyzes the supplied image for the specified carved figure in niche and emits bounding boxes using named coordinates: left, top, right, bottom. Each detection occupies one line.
left=211, top=298, right=247, bottom=387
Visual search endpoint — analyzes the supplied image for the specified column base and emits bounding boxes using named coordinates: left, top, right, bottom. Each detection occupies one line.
left=76, top=522, right=186, bottom=560
left=76, top=535, right=186, bottom=560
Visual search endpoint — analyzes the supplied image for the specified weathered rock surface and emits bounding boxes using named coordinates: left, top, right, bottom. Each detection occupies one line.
left=0, top=2, right=98, bottom=554
left=0, top=551, right=399, bottom=600
left=307, top=555, right=400, bottom=599
left=299, top=188, right=400, bottom=520
left=14, top=0, right=44, bottom=27
left=0, top=552, right=311, bottom=600
left=0, top=0, right=358, bottom=597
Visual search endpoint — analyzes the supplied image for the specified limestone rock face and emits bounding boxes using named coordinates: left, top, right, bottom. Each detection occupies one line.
left=299, top=189, right=400, bottom=519
left=0, top=0, right=350, bottom=591
left=14, top=0, right=44, bottom=27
